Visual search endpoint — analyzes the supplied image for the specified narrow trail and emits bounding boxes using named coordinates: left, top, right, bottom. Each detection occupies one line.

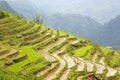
left=39, top=37, right=66, bottom=62
left=106, top=67, right=117, bottom=77
left=63, top=54, right=76, bottom=69
left=43, top=38, right=79, bottom=80
left=45, top=37, right=66, bottom=51
left=33, top=33, right=52, bottom=47
left=76, top=58, right=117, bottom=77
left=99, top=57, right=105, bottom=65
left=36, top=37, right=66, bottom=77
left=95, top=63, right=105, bottom=74
left=76, top=60, right=85, bottom=71
left=84, top=60, right=94, bottom=72
left=43, top=45, right=67, bottom=80
left=36, top=34, right=118, bottom=79
left=59, top=54, right=76, bottom=80
left=68, top=38, right=79, bottom=44
left=0, top=49, right=17, bottom=59
left=76, top=58, right=94, bottom=72
left=77, top=76, right=83, bottom=80
left=27, top=30, right=45, bottom=43
left=36, top=63, right=58, bottom=77
left=60, top=69, right=71, bottom=80
left=92, top=53, right=98, bottom=62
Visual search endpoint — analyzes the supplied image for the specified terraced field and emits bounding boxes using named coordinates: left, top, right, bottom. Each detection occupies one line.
left=0, top=10, right=120, bottom=80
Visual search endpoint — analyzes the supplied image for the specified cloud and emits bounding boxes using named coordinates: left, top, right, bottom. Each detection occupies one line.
left=30, top=0, right=120, bottom=23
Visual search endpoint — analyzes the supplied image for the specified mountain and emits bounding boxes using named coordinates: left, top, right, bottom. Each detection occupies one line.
left=94, top=15, right=120, bottom=50
left=7, top=0, right=40, bottom=19
left=0, top=1, right=18, bottom=15
left=43, top=13, right=102, bottom=40
left=1, top=1, right=119, bottom=50
left=1, top=1, right=102, bottom=44
left=44, top=13, right=120, bottom=50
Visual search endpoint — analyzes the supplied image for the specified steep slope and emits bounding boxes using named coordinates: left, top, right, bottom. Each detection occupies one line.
left=1, top=1, right=119, bottom=50
left=0, top=1, right=18, bottom=15
left=0, top=10, right=120, bottom=80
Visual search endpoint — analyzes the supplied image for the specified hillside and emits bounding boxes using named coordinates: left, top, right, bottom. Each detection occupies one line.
left=0, top=10, right=120, bottom=80
left=1, top=0, right=120, bottom=50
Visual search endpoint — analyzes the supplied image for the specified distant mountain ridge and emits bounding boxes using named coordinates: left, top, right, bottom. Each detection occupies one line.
left=0, top=1, right=18, bottom=15
left=43, top=13, right=102, bottom=39
left=94, top=15, right=120, bottom=50
left=7, top=0, right=38, bottom=20
left=0, top=0, right=120, bottom=50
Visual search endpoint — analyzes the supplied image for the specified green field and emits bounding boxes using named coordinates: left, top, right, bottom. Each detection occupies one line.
left=0, top=9, right=120, bottom=80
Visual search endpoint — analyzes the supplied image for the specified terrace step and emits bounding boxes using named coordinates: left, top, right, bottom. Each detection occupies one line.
left=5, top=54, right=27, bottom=66
left=33, top=33, right=52, bottom=47
left=106, top=67, right=117, bottom=77
left=43, top=51, right=66, bottom=80
left=60, top=69, right=71, bottom=80
left=36, top=62, right=58, bottom=77
left=0, top=49, right=17, bottom=60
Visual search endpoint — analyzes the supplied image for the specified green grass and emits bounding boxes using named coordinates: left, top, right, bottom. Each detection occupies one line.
left=100, top=47, right=113, bottom=56
left=7, top=46, right=40, bottom=72
left=21, top=61, right=49, bottom=75
left=74, top=45, right=94, bottom=59
left=101, top=47, right=120, bottom=68
left=1, top=9, right=120, bottom=80
left=0, top=60, right=5, bottom=66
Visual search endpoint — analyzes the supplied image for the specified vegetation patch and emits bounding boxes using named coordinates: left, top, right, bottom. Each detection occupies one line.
left=7, top=46, right=39, bottom=72
left=74, top=45, right=95, bottom=60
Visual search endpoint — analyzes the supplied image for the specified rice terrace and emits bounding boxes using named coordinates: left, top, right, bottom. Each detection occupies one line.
left=0, top=0, right=120, bottom=80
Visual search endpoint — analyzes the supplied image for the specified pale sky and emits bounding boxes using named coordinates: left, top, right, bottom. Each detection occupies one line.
left=30, top=0, right=120, bottom=24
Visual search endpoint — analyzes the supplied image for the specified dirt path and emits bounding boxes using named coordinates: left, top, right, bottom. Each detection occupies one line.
left=36, top=63, right=57, bottom=77
left=76, top=60, right=85, bottom=71
left=95, top=63, right=105, bottom=74
left=45, top=41, right=79, bottom=80
left=99, top=57, right=105, bottom=65
left=45, top=37, right=66, bottom=51
left=63, top=54, right=75, bottom=69
left=92, top=53, right=98, bottom=62
left=43, top=38, right=79, bottom=80
left=0, top=49, right=17, bottom=59
left=76, top=57, right=117, bottom=77
left=43, top=46, right=66, bottom=80
left=27, top=30, right=45, bottom=43
left=56, top=54, right=75, bottom=80
left=68, top=38, right=79, bottom=44
left=77, top=76, right=83, bottom=80
left=60, top=69, right=71, bottom=80
left=38, top=37, right=66, bottom=62
left=106, top=67, right=117, bottom=77
left=33, top=33, right=52, bottom=46
left=76, top=58, right=94, bottom=72
left=36, top=37, right=66, bottom=77
left=84, top=60, right=94, bottom=72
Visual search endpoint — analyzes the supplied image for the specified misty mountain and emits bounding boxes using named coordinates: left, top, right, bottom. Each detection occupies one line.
left=43, top=13, right=102, bottom=39
left=0, top=0, right=120, bottom=50
left=30, top=0, right=120, bottom=24
left=0, top=1, right=18, bottom=15
left=6, top=0, right=39, bottom=19
left=94, top=15, right=120, bottom=50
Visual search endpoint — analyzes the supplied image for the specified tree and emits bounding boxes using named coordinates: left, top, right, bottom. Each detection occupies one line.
left=33, top=13, right=43, bottom=25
